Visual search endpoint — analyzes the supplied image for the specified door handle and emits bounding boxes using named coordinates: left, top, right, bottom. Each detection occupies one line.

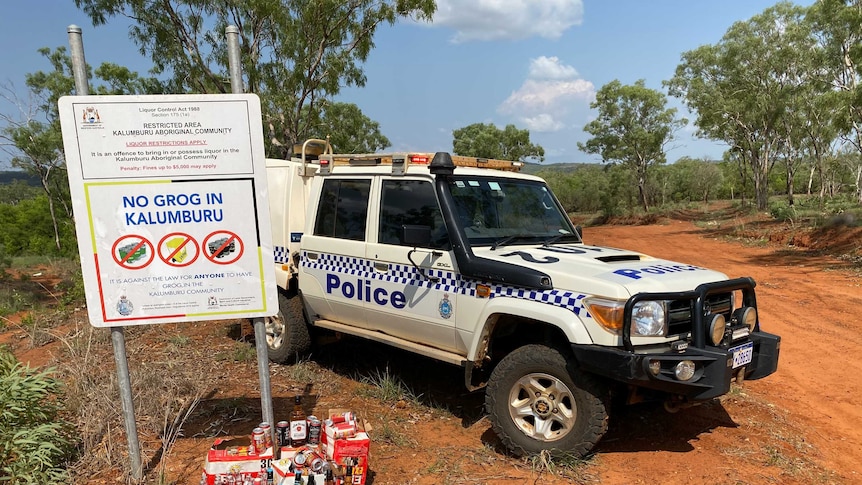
left=373, top=262, right=389, bottom=272
left=306, top=252, right=319, bottom=261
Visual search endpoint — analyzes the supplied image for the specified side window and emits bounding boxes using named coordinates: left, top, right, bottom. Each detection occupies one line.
left=379, top=180, right=449, bottom=250
left=313, top=179, right=371, bottom=241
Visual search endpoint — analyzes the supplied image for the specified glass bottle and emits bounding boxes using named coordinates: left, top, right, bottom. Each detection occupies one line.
left=289, top=395, right=308, bottom=447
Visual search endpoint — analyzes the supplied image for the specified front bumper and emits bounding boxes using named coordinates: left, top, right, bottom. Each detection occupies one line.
left=571, top=330, right=780, bottom=401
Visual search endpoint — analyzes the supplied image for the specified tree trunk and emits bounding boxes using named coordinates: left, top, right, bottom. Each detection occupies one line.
left=40, top=179, right=61, bottom=251
left=753, top=154, right=770, bottom=211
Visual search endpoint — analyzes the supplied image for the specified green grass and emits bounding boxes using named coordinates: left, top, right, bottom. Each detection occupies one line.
left=524, top=449, right=597, bottom=483
left=356, top=366, right=421, bottom=404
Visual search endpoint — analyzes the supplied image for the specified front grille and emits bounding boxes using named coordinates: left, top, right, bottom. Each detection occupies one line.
left=667, top=292, right=733, bottom=337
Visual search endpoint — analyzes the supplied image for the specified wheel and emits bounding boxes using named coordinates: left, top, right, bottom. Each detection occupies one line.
left=485, top=344, right=608, bottom=457
left=264, top=291, right=311, bottom=363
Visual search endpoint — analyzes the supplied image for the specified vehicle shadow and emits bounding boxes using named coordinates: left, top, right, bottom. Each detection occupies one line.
left=306, top=334, right=740, bottom=455
left=309, top=334, right=487, bottom=425
left=597, top=399, right=738, bottom=454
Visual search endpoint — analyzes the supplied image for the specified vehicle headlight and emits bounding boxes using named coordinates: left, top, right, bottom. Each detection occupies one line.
left=631, top=300, right=667, bottom=337
left=584, top=298, right=668, bottom=337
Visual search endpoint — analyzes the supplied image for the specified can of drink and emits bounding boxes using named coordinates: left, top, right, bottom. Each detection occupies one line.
left=258, top=421, right=272, bottom=449
left=251, top=427, right=265, bottom=455
left=309, top=454, right=325, bottom=473
left=291, top=448, right=309, bottom=468
left=307, top=416, right=321, bottom=446
left=330, top=411, right=354, bottom=425
left=276, top=421, right=290, bottom=447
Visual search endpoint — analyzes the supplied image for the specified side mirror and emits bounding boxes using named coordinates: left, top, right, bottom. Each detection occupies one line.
left=402, top=224, right=432, bottom=247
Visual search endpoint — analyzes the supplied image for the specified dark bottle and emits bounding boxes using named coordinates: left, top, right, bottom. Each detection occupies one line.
left=289, top=395, right=308, bottom=447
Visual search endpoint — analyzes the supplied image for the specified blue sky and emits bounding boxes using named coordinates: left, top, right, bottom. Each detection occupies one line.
left=0, top=0, right=812, bottom=166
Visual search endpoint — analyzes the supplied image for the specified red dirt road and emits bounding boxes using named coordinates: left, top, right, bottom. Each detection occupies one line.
left=587, top=220, right=862, bottom=484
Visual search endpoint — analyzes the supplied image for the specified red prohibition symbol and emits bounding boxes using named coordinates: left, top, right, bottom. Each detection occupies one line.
left=111, top=234, right=155, bottom=269
left=203, top=230, right=244, bottom=265
left=157, top=232, right=200, bottom=267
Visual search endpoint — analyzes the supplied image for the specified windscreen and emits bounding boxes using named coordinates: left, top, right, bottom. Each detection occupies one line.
left=447, top=176, right=576, bottom=246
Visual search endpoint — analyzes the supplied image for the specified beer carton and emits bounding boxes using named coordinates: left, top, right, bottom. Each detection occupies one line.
left=202, top=437, right=273, bottom=484
left=324, top=409, right=370, bottom=485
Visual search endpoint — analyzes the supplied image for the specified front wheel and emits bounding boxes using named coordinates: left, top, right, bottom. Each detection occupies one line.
left=485, top=344, right=608, bottom=457
left=264, top=291, right=311, bottom=363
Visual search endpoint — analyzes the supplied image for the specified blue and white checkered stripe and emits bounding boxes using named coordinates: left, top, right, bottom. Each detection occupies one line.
left=301, top=252, right=589, bottom=317
left=488, top=285, right=587, bottom=316
left=274, top=245, right=289, bottom=264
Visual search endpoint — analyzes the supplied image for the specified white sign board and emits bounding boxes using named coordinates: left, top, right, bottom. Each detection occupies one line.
left=59, top=94, right=277, bottom=327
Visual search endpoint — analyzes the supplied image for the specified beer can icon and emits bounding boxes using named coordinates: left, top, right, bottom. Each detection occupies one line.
left=165, top=237, right=188, bottom=263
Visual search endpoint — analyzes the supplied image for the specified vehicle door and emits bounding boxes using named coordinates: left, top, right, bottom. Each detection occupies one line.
left=365, top=177, right=460, bottom=353
left=300, top=177, right=372, bottom=329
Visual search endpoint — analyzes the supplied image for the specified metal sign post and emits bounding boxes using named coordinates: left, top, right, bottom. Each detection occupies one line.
left=226, top=24, right=276, bottom=452
left=67, top=25, right=143, bottom=481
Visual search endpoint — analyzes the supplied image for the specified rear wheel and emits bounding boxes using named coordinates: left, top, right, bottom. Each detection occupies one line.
left=485, top=344, right=608, bottom=457
left=264, top=291, right=310, bottom=363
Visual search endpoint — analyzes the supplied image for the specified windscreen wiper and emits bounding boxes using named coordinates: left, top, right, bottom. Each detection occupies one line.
left=542, top=233, right=582, bottom=246
left=491, top=234, right=534, bottom=251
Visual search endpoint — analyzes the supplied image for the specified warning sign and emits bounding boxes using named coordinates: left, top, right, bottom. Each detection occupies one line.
left=59, top=94, right=277, bottom=327
left=203, top=231, right=244, bottom=265
left=158, top=232, right=199, bottom=267
left=112, top=235, right=154, bottom=269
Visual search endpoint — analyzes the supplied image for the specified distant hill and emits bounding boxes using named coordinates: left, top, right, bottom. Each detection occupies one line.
left=0, top=171, right=40, bottom=186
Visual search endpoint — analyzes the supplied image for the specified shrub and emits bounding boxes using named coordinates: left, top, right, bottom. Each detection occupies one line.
left=0, top=347, right=76, bottom=483
left=769, top=200, right=798, bottom=223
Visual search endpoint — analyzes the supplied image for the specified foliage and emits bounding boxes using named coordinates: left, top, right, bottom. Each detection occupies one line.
left=1, top=47, right=164, bottom=255
left=808, top=0, right=862, bottom=156
left=578, top=79, right=685, bottom=211
left=75, top=0, right=436, bottom=157
left=666, top=2, right=852, bottom=210
left=317, top=102, right=390, bottom=153
left=0, top=195, right=77, bottom=257
left=452, top=123, right=545, bottom=162
left=0, top=347, right=75, bottom=483
left=0, top=180, right=41, bottom=205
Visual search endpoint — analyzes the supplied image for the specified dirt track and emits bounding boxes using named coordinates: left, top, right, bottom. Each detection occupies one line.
left=587, top=220, right=862, bottom=484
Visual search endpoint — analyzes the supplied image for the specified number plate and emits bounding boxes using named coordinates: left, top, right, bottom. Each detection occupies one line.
left=730, top=341, right=754, bottom=369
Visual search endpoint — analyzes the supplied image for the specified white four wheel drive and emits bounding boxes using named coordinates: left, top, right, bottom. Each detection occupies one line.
left=260, top=140, right=780, bottom=457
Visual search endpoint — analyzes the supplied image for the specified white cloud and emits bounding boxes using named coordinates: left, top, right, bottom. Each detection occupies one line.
left=498, top=57, right=594, bottom=133
left=529, top=56, right=579, bottom=80
left=431, top=0, right=584, bottom=42
left=522, top=114, right=564, bottom=132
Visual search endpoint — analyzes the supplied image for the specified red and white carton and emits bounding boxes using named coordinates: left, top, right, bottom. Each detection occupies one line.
left=202, top=437, right=273, bottom=484
left=324, top=409, right=370, bottom=485
left=271, top=456, right=325, bottom=485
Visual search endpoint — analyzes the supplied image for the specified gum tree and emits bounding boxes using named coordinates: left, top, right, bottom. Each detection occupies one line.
left=578, top=79, right=685, bottom=212
left=75, top=0, right=436, bottom=158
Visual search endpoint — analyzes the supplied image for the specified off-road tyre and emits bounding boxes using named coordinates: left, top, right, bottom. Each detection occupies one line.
left=264, top=291, right=311, bottom=363
left=485, top=344, right=608, bottom=457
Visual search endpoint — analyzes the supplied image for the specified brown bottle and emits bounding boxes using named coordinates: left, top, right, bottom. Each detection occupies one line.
left=289, top=395, right=307, bottom=447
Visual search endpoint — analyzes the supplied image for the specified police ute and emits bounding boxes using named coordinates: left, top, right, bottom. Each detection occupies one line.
left=261, top=139, right=781, bottom=457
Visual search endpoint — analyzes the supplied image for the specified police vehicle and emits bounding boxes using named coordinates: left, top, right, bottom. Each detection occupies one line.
left=262, top=139, right=780, bottom=457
